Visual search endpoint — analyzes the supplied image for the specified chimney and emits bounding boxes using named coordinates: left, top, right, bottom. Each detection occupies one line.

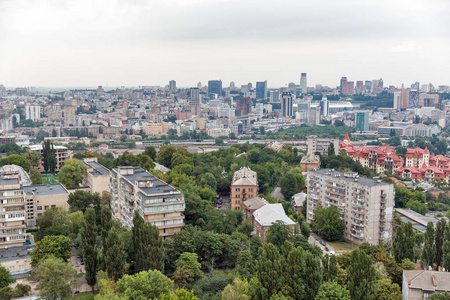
left=432, top=275, right=437, bottom=287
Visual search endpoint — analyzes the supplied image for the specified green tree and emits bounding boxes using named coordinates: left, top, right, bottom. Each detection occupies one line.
left=311, top=206, right=346, bottom=241
left=101, top=206, right=112, bottom=247
left=421, top=221, right=436, bottom=269
left=347, top=248, right=377, bottom=300
left=175, top=252, right=203, bottom=285
left=132, top=211, right=165, bottom=272
left=279, top=172, right=298, bottom=200
left=36, top=207, right=70, bottom=239
left=435, top=218, right=446, bottom=268
left=0, top=265, right=15, bottom=298
left=429, top=292, right=450, bottom=300
left=235, top=250, right=255, bottom=279
left=284, top=247, right=305, bottom=300
left=116, top=270, right=173, bottom=299
left=29, top=166, right=42, bottom=184
left=304, top=252, right=322, bottom=300
left=254, top=243, right=285, bottom=300
left=81, top=207, right=97, bottom=293
left=58, top=158, right=87, bottom=189
left=327, top=142, right=336, bottom=156
left=323, top=254, right=338, bottom=282
left=144, top=146, right=157, bottom=160
left=316, top=281, right=350, bottom=300
left=222, top=278, right=251, bottom=300
left=42, top=140, right=57, bottom=173
left=375, top=278, right=402, bottom=300
left=392, top=222, right=415, bottom=263
left=105, top=227, right=127, bottom=281
left=67, top=190, right=101, bottom=214
left=32, top=257, right=77, bottom=300
left=0, top=154, right=31, bottom=172
left=31, top=235, right=72, bottom=266
left=406, top=200, right=428, bottom=215
left=158, top=145, right=177, bottom=168
left=266, top=220, right=292, bottom=251
left=443, top=222, right=450, bottom=271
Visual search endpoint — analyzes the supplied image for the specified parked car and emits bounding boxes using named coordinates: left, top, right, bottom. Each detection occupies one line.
left=320, top=240, right=326, bottom=246
left=215, top=205, right=221, bottom=209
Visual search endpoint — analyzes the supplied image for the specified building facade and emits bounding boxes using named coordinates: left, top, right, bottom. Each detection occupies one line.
left=256, top=81, right=267, bottom=100
left=307, top=135, right=340, bottom=156
left=231, top=167, right=258, bottom=210
left=355, top=111, right=370, bottom=132
left=110, top=167, right=185, bottom=238
left=25, top=144, right=70, bottom=172
left=307, top=169, right=394, bottom=245
left=208, top=80, right=222, bottom=98
left=281, top=92, right=293, bottom=117
left=82, top=158, right=111, bottom=194
left=25, top=105, right=41, bottom=121
left=0, top=172, right=27, bottom=248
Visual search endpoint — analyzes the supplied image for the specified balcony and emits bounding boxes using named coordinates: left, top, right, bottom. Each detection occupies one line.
left=351, top=231, right=364, bottom=239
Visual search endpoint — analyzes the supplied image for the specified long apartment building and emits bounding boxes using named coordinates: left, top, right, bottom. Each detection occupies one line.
left=307, top=169, right=394, bottom=245
left=111, top=167, right=185, bottom=238
left=0, top=172, right=27, bottom=248
left=25, top=144, right=71, bottom=172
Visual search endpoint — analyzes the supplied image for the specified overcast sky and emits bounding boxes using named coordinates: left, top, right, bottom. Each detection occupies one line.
left=1, top=0, right=449, bottom=89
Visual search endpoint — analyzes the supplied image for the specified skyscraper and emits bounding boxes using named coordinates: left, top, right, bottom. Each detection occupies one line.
left=355, top=111, right=370, bottom=132
left=269, top=91, right=280, bottom=103
left=235, top=97, right=252, bottom=116
left=169, top=80, right=176, bottom=91
left=320, top=97, right=329, bottom=117
left=355, top=81, right=364, bottom=94
left=281, top=92, right=293, bottom=117
left=208, top=80, right=222, bottom=98
left=255, top=81, right=267, bottom=100
left=340, top=77, right=354, bottom=96
left=189, top=88, right=200, bottom=107
left=300, top=73, right=307, bottom=94
left=393, top=91, right=401, bottom=110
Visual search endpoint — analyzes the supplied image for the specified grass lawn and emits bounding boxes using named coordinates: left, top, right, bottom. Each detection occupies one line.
left=328, top=240, right=358, bottom=252
left=74, top=293, right=96, bottom=300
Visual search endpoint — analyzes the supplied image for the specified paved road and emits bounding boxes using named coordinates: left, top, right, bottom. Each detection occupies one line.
left=308, top=232, right=335, bottom=255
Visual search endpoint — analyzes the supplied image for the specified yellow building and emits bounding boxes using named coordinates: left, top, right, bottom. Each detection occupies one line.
left=231, top=167, right=258, bottom=210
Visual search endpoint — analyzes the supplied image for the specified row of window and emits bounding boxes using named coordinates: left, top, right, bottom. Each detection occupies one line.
left=0, top=213, right=25, bottom=219
left=142, top=204, right=185, bottom=213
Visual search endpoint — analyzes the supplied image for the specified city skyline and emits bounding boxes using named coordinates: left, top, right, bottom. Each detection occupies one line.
left=1, top=0, right=449, bottom=87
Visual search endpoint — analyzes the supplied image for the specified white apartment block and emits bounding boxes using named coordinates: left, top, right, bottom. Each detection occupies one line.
left=307, top=169, right=394, bottom=245
left=25, top=105, right=41, bottom=121
left=110, top=167, right=185, bottom=238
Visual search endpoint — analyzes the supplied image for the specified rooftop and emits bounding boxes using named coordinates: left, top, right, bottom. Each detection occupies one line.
left=404, top=270, right=450, bottom=292
left=396, top=208, right=439, bottom=233
left=27, top=144, right=68, bottom=151
left=253, top=203, right=296, bottom=227
left=310, top=169, right=390, bottom=187
left=0, top=245, right=34, bottom=263
left=83, top=160, right=111, bottom=176
left=24, top=183, right=69, bottom=196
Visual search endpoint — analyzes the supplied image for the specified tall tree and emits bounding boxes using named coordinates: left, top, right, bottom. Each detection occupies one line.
left=279, top=172, right=298, bottom=201
left=316, top=281, right=350, bottom=300
left=323, top=254, right=338, bottom=282
left=42, top=140, right=57, bottom=173
left=81, top=207, right=97, bottom=294
left=328, top=142, right=336, bottom=156
left=101, top=206, right=112, bottom=247
left=393, top=222, right=415, bottom=263
left=421, top=221, right=436, bottom=269
left=435, top=218, right=446, bottom=268
left=57, top=158, right=87, bottom=189
left=132, top=211, right=165, bottom=273
left=347, top=249, right=377, bottom=300
left=29, top=166, right=42, bottom=185
left=442, top=222, right=450, bottom=271
left=105, top=227, right=127, bottom=282
left=303, top=252, right=322, bottom=300
left=254, top=243, right=285, bottom=300
left=284, top=247, right=305, bottom=300
left=31, top=235, right=72, bottom=266
left=144, top=146, right=157, bottom=160
left=32, top=257, right=77, bottom=300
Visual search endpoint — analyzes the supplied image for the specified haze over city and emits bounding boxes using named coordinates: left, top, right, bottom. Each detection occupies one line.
left=1, top=0, right=450, bottom=88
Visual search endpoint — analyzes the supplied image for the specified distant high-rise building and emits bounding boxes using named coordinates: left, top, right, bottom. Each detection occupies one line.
left=300, top=73, right=307, bottom=94
left=371, top=79, right=384, bottom=95
left=281, top=92, right=293, bottom=117
left=320, top=97, right=329, bottom=117
left=355, top=111, right=370, bottom=132
left=419, top=93, right=439, bottom=107
left=269, top=91, right=280, bottom=103
left=365, top=80, right=372, bottom=91
left=235, top=97, right=252, bottom=116
left=400, top=89, right=410, bottom=109
left=411, top=82, right=420, bottom=90
left=230, top=81, right=235, bottom=88
left=25, top=105, right=41, bottom=121
left=340, top=77, right=354, bottom=96
left=197, top=82, right=202, bottom=89
left=408, top=91, right=419, bottom=108
left=0, top=85, right=6, bottom=97
left=169, top=80, right=176, bottom=91
left=208, top=80, right=222, bottom=98
left=355, top=81, right=364, bottom=94
left=189, top=88, right=200, bottom=107
left=393, top=91, right=401, bottom=110
left=288, top=82, right=296, bottom=93
left=255, top=81, right=267, bottom=100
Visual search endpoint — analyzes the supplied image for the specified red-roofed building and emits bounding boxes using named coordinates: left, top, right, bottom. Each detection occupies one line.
left=340, top=139, right=404, bottom=174
left=405, top=147, right=430, bottom=168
